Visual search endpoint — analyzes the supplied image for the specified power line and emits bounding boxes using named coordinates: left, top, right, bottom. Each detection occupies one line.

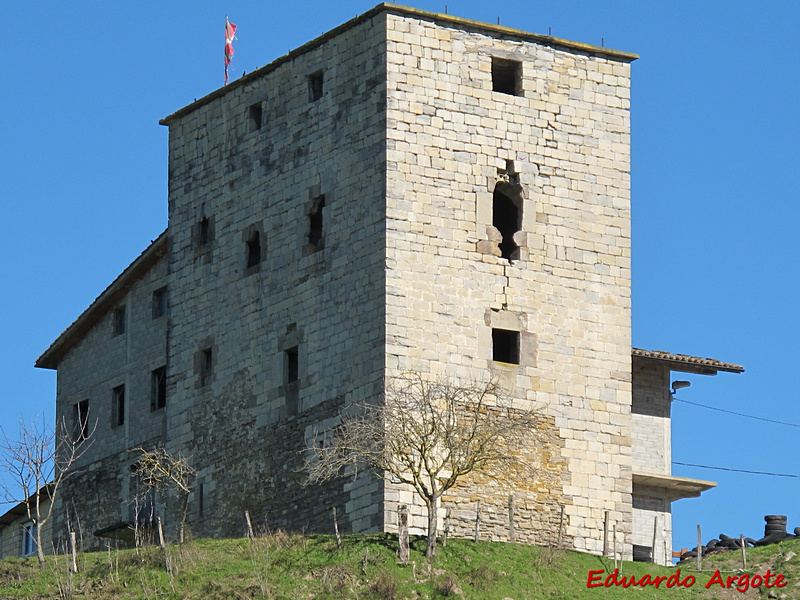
left=673, top=462, right=800, bottom=479
left=673, top=397, right=800, bottom=429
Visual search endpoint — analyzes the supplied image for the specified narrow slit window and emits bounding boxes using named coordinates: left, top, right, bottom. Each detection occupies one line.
left=493, top=329, right=520, bottom=365
left=308, top=195, right=325, bottom=250
left=197, top=217, right=211, bottom=246
left=308, top=71, right=324, bottom=102
left=112, top=385, right=125, bottom=428
left=151, top=366, right=167, bottom=411
left=113, top=306, right=126, bottom=336
left=152, top=287, right=167, bottom=319
left=249, top=102, right=263, bottom=131
left=492, top=57, right=521, bottom=96
left=286, top=347, right=299, bottom=383
left=493, top=188, right=521, bottom=260
left=200, top=348, right=213, bottom=387
left=246, top=231, right=262, bottom=268
left=74, top=399, right=89, bottom=441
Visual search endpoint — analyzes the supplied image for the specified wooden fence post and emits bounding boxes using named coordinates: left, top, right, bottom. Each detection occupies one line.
left=332, top=507, right=342, bottom=550
left=398, top=505, right=409, bottom=563
left=697, top=524, right=703, bottom=572
left=740, top=534, right=747, bottom=570
left=69, top=531, right=78, bottom=573
left=474, top=500, right=481, bottom=543
left=603, top=511, right=609, bottom=558
left=245, top=510, right=254, bottom=539
left=443, top=508, right=451, bottom=548
left=557, top=505, right=564, bottom=549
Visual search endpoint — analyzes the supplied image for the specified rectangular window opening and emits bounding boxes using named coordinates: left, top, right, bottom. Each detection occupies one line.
left=197, top=217, right=211, bottom=246
left=151, top=366, right=167, bottom=411
left=113, top=306, right=126, bottom=336
left=286, top=347, right=299, bottom=383
left=308, top=71, right=324, bottom=102
left=246, top=231, right=262, bottom=268
left=308, top=195, right=325, bottom=250
left=152, top=287, right=167, bottom=319
left=249, top=102, right=263, bottom=131
left=492, top=329, right=520, bottom=364
left=200, top=348, right=213, bottom=387
left=112, top=385, right=125, bottom=428
left=74, top=399, right=89, bottom=441
left=21, top=523, right=37, bottom=557
left=492, top=57, right=521, bottom=96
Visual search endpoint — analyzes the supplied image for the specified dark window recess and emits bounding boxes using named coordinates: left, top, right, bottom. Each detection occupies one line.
left=198, top=482, right=204, bottom=516
left=113, top=306, right=126, bottom=336
left=286, top=347, right=299, bottom=383
left=73, top=400, right=89, bottom=441
left=200, top=348, right=213, bottom=387
left=493, top=329, right=520, bottom=365
left=308, top=71, right=324, bottom=102
left=308, top=195, right=325, bottom=249
left=493, top=188, right=521, bottom=260
left=152, top=287, right=167, bottom=319
left=492, top=57, right=521, bottom=96
left=151, top=366, right=167, bottom=411
left=246, top=231, right=262, bottom=268
left=633, top=545, right=653, bottom=563
left=249, top=102, right=263, bottom=131
left=197, top=217, right=211, bottom=246
left=112, top=385, right=125, bottom=428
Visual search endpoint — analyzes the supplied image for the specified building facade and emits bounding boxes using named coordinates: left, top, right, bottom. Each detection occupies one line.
left=35, top=4, right=741, bottom=564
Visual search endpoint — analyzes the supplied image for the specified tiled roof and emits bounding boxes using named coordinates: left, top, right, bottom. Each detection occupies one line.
left=632, top=348, right=744, bottom=375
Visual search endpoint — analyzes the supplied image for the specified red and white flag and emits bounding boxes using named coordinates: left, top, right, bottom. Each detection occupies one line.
left=224, top=17, right=237, bottom=85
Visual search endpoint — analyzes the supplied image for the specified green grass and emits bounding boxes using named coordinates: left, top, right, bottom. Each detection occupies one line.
left=1, top=533, right=798, bottom=599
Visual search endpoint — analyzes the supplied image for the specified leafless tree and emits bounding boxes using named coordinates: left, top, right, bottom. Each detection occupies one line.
left=0, top=415, right=94, bottom=567
left=305, top=373, right=538, bottom=558
left=131, top=447, right=194, bottom=543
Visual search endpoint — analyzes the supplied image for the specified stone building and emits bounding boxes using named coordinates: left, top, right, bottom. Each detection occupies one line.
left=35, top=3, right=742, bottom=565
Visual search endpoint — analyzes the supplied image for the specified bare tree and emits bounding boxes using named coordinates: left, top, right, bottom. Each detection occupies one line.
left=305, top=373, right=538, bottom=558
left=131, top=447, right=194, bottom=543
left=0, top=415, right=94, bottom=567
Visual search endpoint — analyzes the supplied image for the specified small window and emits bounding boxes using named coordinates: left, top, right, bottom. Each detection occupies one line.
left=246, top=231, right=262, bottom=268
left=113, top=306, right=126, bottom=336
left=21, top=522, right=37, bottom=557
left=285, top=347, right=299, bottom=383
left=493, top=329, right=520, bottom=365
left=74, top=399, right=89, bottom=441
left=308, top=71, right=324, bottom=102
left=152, top=287, right=167, bottom=319
left=197, top=217, right=212, bottom=247
left=112, top=385, right=125, bottom=428
left=198, top=482, right=205, bottom=517
left=151, top=366, right=167, bottom=411
left=200, top=348, right=213, bottom=387
left=249, top=102, right=263, bottom=131
left=492, top=57, right=521, bottom=96
left=308, top=195, right=325, bottom=250
left=493, top=188, right=521, bottom=261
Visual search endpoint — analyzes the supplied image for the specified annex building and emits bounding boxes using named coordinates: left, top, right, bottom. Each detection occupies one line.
left=32, top=3, right=743, bottom=565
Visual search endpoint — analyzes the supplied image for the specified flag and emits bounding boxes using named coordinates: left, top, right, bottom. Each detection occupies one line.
left=225, top=17, right=237, bottom=85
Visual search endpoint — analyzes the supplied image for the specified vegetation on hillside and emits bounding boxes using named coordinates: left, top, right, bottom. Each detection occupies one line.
left=1, top=533, right=798, bottom=599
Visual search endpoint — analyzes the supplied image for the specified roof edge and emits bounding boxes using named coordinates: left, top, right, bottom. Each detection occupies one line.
left=160, top=2, right=637, bottom=127
left=632, top=347, right=744, bottom=375
left=35, top=231, right=168, bottom=370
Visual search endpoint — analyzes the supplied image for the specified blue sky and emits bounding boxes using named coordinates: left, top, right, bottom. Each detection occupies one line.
left=1, top=1, right=798, bottom=555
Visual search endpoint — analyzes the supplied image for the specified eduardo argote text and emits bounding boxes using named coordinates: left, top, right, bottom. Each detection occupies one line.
left=587, top=568, right=787, bottom=593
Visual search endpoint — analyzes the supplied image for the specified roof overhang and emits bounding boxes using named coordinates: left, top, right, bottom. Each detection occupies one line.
left=632, top=348, right=744, bottom=376
left=633, top=472, right=716, bottom=501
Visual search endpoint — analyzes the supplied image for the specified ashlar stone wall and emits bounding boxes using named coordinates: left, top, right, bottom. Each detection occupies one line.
left=162, top=11, right=388, bottom=539
left=382, top=12, right=633, bottom=558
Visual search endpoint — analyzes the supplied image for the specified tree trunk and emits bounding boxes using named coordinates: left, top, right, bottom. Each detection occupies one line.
left=425, top=496, right=438, bottom=558
left=36, top=533, right=46, bottom=568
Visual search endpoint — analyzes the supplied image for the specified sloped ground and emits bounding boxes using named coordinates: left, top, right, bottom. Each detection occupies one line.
left=1, top=534, right=798, bottom=599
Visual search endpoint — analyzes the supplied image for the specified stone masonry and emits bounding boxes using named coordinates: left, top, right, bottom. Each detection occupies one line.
left=36, top=4, right=741, bottom=563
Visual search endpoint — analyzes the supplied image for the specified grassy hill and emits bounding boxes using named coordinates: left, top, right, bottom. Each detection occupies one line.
left=1, top=533, right=798, bottom=599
